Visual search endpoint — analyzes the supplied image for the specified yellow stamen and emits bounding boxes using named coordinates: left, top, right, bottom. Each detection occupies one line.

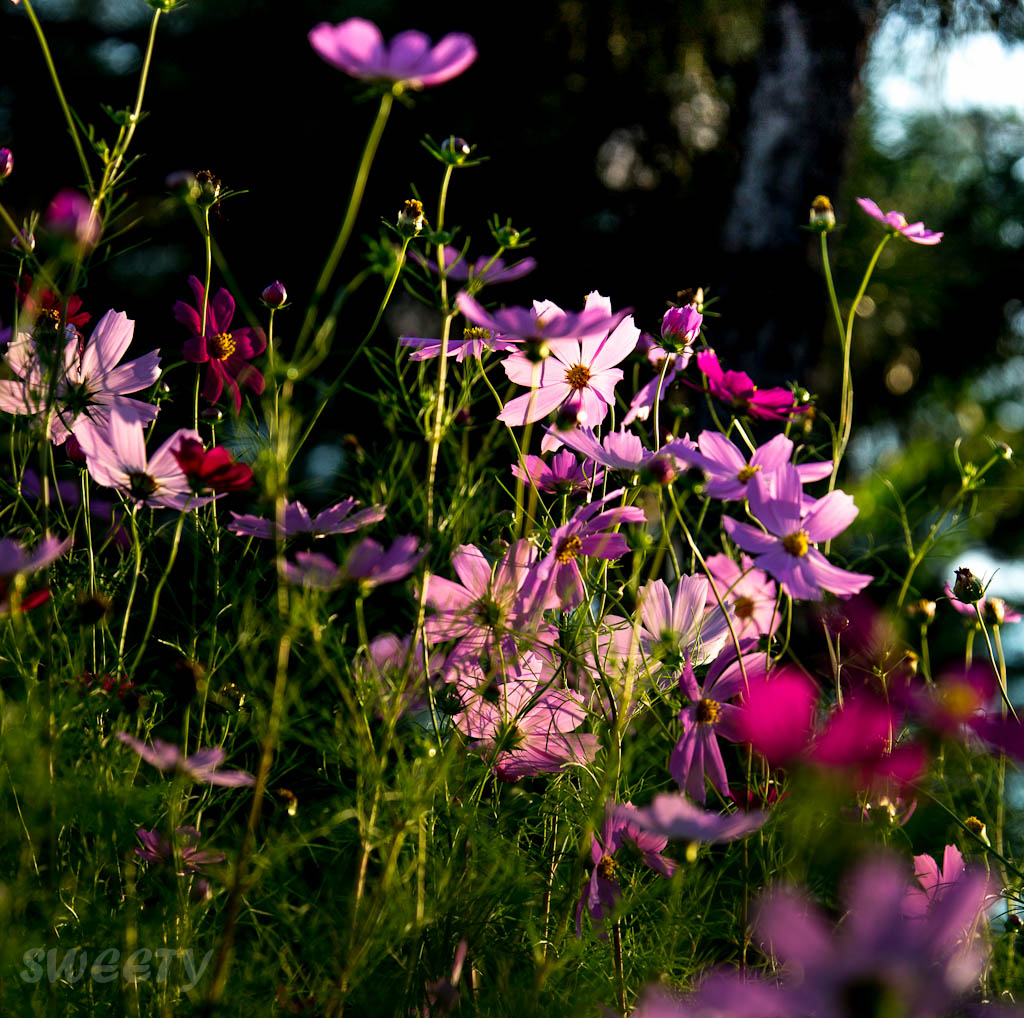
left=781, top=530, right=809, bottom=557
left=208, top=332, right=236, bottom=360
left=565, top=363, right=592, bottom=390
left=737, top=465, right=761, bottom=483
left=695, top=698, right=721, bottom=724
left=556, top=535, right=583, bottom=563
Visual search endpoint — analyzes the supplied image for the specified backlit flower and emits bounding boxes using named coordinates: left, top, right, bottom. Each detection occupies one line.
left=695, top=350, right=807, bottom=421
left=308, top=18, right=477, bottom=90
left=117, top=732, right=254, bottom=786
left=228, top=498, right=385, bottom=539
left=857, top=197, right=943, bottom=245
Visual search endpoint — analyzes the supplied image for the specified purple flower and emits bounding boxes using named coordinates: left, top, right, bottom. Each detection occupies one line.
left=74, top=407, right=213, bottom=511
left=117, top=732, right=254, bottom=786
left=0, top=148, right=11, bottom=179
left=510, top=450, right=603, bottom=496
left=44, top=189, right=100, bottom=250
left=175, top=276, right=266, bottom=414
left=135, top=826, right=225, bottom=874
left=552, top=425, right=694, bottom=477
left=494, top=292, right=638, bottom=427
left=756, top=855, right=993, bottom=1017
left=695, top=350, right=807, bottom=421
left=308, top=18, right=477, bottom=90
left=343, top=535, right=423, bottom=589
left=279, top=552, right=341, bottom=590
left=615, top=794, right=767, bottom=843
left=535, top=488, right=647, bottom=607
left=722, top=465, right=872, bottom=601
left=0, top=534, right=72, bottom=614
left=901, top=845, right=967, bottom=920
left=0, top=309, right=160, bottom=445
left=228, top=498, right=385, bottom=540
left=857, top=197, right=943, bottom=245
left=673, top=431, right=830, bottom=502
left=413, top=246, right=536, bottom=286
left=400, top=327, right=520, bottom=363
left=576, top=799, right=675, bottom=936
left=260, top=281, right=288, bottom=309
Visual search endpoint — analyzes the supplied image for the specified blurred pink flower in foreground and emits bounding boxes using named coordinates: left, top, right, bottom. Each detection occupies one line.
left=857, top=197, right=943, bottom=245
left=117, top=732, right=254, bottom=786
left=308, top=18, right=477, bottom=89
left=228, top=498, right=385, bottom=539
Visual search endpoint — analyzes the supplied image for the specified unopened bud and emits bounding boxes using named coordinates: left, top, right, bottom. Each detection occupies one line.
left=952, top=567, right=985, bottom=605
left=963, top=815, right=990, bottom=845
left=983, top=597, right=1007, bottom=626
left=194, top=170, right=222, bottom=208
left=998, top=442, right=1013, bottom=461
left=65, top=434, right=87, bottom=465
left=11, top=228, right=34, bottom=254
left=642, top=454, right=678, bottom=487
left=441, top=136, right=472, bottom=164
left=554, top=400, right=586, bottom=431
left=809, top=195, right=836, bottom=232
left=261, top=280, right=288, bottom=309
left=661, top=304, right=703, bottom=353
left=906, top=598, right=936, bottom=623
left=200, top=406, right=224, bottom=423
left=397, top=199, right=425, bottom=238
left=0, top=148, right=12, bottom=180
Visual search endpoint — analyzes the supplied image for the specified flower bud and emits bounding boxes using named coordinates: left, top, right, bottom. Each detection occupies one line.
left=441, top=136, right=472, bottom=164
left=44, top=189, right=101, bottom=251
left=200, top=406, right=224, bottom=423
left=194, top=170, right=222, bottom=208
left=397, top=199, right=425, bottom=238
left=522, top=337, right=549, bottom=363
left=808, top=195, right=836, bottom=232
left=952, top=567, right=984, bottom=604
left=905, top=598, right=936, bottom=623
left=642, top=454, right=678, bottom=487
left=0, top=148, right=12, bottom=180
left=261, top=280, right=288, bottom=309
left=554, top=399, right=586, bottom=431
left=10, top=228, right=34, bottom=254
left=65, top=434, right=88, bottom=465
left=998, top=442, right=1013, bottom=461
left=963, top=815, right=990, bottom=846
left=661, top=304, right=702, bottom=353
left=983, top=597, right=1007, bottom=626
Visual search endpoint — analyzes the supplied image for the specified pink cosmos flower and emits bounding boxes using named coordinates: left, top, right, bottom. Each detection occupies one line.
left=670, top=649, right=761, bottom=802
left=552, top=425, right=694, bottom=478
left=308, top=18, right=477, bottom=90
left=695, top=350, right=807, bottom=421
left=535, top=488, right=647, bottom=607
left=495, top=292, right=638, bottom=427
left=400, top=328, right=520, bottom=363
left=615, top=795, right=767, bottom=843
left=0, top=534, right=72, bottom=614
left=456, top=672, right=598, bottom=781
left=117, top=732, right=254, bottom=786
left=227, top=498, right=386, bottom=539
left=576, top=799, right=676, bottom=936
left=175, top=276, right=266, bottom=414
left=722, top=465, right=872, bottom=601
left=705, top=553, right=779, bottom=639
left=279, top=552, right=341, bottom=590
left=74, top=407, right=214, bottom=511
left=636, top=575, right=734, bottom=683
left=342, top=535, right=424, bottom=589
left=856, top=197, right=943, bottom=245
left=413, top=246, right=536, bottom=286
left=0, top=309, right=160, bottom=445
left=44, top=189, right=100, bottom=250
left=901, top=845, right=967, bottom=920
left=673, top=431, right=831, bottom=502
left=510, top=450, right=603, bottom=495
left=135, top=826, right=225, bottom=874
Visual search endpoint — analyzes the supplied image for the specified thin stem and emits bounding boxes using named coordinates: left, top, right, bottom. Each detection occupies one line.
left=652, top=353, right=672, bottom=450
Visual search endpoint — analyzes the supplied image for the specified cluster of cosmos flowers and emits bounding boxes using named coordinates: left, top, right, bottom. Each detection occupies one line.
left=1, top=12, right=1016, bottom=1018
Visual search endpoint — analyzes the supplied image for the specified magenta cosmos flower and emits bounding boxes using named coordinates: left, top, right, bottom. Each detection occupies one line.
left=576, top=798, right=675, bottom=936
left=553, top=426, right=694, bottom=478
left=75, top=407, right=214, bottom=511
left=695, top=350, right=807, bottom=421
left=0, top=309, right=160, bottom=445
left=722, top=465, right=872, bottom=601
left=537, top=488, right=647, bottom=607
left=495, top=292, right=638, bottom=427
left=705, top=553, right=780, bottom=639
left=413, top=246, right=536, bottom=287
left=175, top=276, right=266, bottom=414
left=117, top=732, right=254, bottom=786
left=308, top=18, right=477, bottom=90
left=135, top=826, right=225, bottom=874
left=228, top=498, right=386, bottom=539
left=856, top=197, right=943, bottom=245
left=281, top=537, right=423, bottom=591
left=510, top=450, right=603, bottom=496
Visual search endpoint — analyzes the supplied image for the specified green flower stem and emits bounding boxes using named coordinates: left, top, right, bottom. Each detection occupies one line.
left=118, top=507, right=144, bottom=671
left=193, top=207, right=213, bottom=431
left=295, top=90, right=394, bottom=360
left=652, top=350, right=672, bottom=449
left=974, top=604, right=1017, bottom=721
left=126, top=509, right=186, bottom=684
left=828, top=233, right=891, bottom=493
left=20, top=0, right=94, bottom=192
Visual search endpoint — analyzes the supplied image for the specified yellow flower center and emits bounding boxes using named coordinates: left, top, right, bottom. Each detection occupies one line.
left=939, top=681, right=979, bottom=719
left=597, top=855, right=618, bottom=879
left=463, top=326, right=491, bottom=341
left=737, top=465, right=761, bottom=482
left=208, top=332, right=236, bottom=360
left=782, top=530, right=809, bottom=557
left=556, top=535, right=583, bottom=563
left=565, top=363, right=592, bottom=390
left=695, top=698, right=721, bottom=724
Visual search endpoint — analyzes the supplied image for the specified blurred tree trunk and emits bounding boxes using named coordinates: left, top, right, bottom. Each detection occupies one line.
left=713, top=0, right=879, bottom=388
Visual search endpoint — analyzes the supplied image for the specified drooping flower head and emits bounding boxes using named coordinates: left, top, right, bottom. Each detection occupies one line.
left=856, top=197, right=943, bottom=245
left=175, top=276, right=266, bottom=414
left=308, top=18, right=477, bottom=90
left=0, top=309, right=160, bottom=445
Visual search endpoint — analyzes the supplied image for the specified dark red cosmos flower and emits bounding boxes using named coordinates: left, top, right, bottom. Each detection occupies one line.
left=174, top=276, right=266, bottom=413
left=17, top=275, right=91, bottom=332
left=173, top=437, right=254, bottom=493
